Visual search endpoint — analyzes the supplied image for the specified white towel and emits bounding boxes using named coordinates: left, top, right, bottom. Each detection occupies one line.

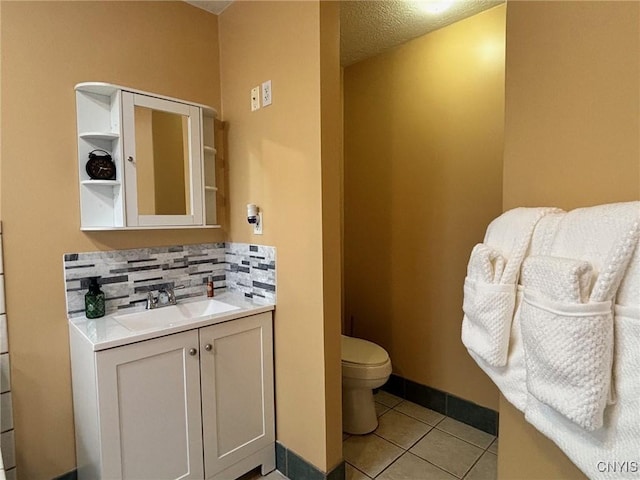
left=462, top=243, right=513, bottom=366
left=522, top=255, right=593, bottom=303
left=523, top=204, right=640, bottom=478
left=495, top=201, right=640, bottom=479
left=523, top=211, right=639, bottom=430
left=462, top=276, right=515, bottom=367
left=462, top=202, right=640, bottom=478
left=590, top=218, right=640, bottom=303
left=467, top=243, right=506, bottom=284
left=461, top=207, right=562, bottom=368
left=520, top=255, right=612, bottom=431
left=524, top=303, right=640, bottom=480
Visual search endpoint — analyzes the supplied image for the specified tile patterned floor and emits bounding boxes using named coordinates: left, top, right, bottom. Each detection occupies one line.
left=343, top=391, right=498, bottom=480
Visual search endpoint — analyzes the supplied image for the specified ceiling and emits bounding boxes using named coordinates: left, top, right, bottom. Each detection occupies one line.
left=340, top=0, right=503, bottom=66
left=185, top=0, right=504, bottom=66
left=185, top=0, right=233, bottom=15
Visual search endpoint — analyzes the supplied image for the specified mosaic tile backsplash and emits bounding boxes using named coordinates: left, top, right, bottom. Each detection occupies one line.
left=63, top=242, right=276, bottom=318
left=226, top=242, right=276, bottom=300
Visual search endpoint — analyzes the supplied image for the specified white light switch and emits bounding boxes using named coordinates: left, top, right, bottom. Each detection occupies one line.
left=262, top=80, right=272, bottom=107
left=251, top=86, right=260, bottom=112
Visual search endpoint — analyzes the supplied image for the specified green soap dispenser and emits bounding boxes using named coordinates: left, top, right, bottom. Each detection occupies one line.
left=85, top=276, right=105, bottom=319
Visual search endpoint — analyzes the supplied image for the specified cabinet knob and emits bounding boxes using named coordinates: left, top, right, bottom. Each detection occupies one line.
left=204, top=344, right=212, bottom=351
left=189, top=348, right=198, bottom=356
left=127, top=156, right=134, bottom=163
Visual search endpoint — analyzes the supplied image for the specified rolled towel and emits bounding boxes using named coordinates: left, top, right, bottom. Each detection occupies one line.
left=521, top=256, right=593, bottom=303
left=467, top=243, right=506, bottom=284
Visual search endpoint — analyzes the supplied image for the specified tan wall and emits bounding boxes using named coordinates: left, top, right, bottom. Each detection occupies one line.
left=319, top=1, right=343, bottom=469
left=218, top=0, right=342, bottom=472
left=500, top=1, right=640, bottom=478
left=503, top=1, right=640, bottom=211
left=343, top=5, right=506, bottom=410
left=0, top=2, right=222, bottom=478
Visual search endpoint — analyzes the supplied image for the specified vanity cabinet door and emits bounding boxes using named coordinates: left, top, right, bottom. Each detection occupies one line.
left=96, top=330, right=204, bottom=480
left=200, top=312, right=275, bottom=478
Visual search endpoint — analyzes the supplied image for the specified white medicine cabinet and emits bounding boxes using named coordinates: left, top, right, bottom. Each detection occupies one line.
left=75, top=82, right=219, bottom=230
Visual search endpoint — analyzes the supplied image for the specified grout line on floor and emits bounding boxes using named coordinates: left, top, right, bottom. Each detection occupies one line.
left=410, top=450, right=470, bottom=480
left=432, top=424, right=496, bottom=451
left=354, top=397, right=498, bottom=480
left=389, top=400, right=448, bottom=428
left=346, top=461, right=372, bottom=479
left=460, top=450, right=485, bottom=480
left=372, top=450, right=408, bottom=479
left=409, top=447, right=465, bottom=480
left=373, top=425, right=433, bottom=453
left=371, top=425, right=477, bottom=479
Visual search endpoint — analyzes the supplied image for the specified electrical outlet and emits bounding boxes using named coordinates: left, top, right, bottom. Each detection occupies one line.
left=251, top=86, right=260, bottom=112
left=262, top=80, right=272, bottom=107
left=253, top=212, right=263, bottom=235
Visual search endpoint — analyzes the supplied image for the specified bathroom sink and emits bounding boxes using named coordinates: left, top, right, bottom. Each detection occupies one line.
left=114, top=299, right=241, bottom=332
left=175, top=298, right=241, bottom=318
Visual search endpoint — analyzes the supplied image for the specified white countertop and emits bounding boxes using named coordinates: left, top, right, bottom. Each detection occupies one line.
left=69, top=292, right=275, bottom=351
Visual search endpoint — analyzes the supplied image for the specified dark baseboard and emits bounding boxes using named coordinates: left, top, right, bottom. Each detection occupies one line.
left=52, top=469, right=77, bottom=480
left=277, top=442, right=345, bottom=480
left=381, top=373, right=499, bottom=436
left=55, top=446, right=342, bottom=480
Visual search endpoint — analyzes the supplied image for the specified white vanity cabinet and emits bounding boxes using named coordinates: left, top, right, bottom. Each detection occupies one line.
left=70, top=312, right=275, bottom=480
left=75, top=82, right=219, bottom=230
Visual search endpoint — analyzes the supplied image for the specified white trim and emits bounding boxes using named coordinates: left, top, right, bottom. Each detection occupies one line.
left=75, top=82, right=217, bottom=117
left=80, top=225, right=221, bottom=231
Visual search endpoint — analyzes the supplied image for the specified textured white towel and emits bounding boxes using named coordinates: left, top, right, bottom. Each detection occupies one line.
left=521, top=259, right=613, bottom=431
left=590, top=218, right=640, bottom=303
left=463, top=201, right=640, bottom=479
left=484, top=207, right=563, bottom=284
left=524, top=303, right=640, bottom=480
left=523, top=212, right=639, bottom=428
left=462, top=243, right=513, bottom=366
left=462, top=277, right=515, bottom=367
left=514, top=202, right=639, bottom=478
left=522, top=256, right=593, bottom=303
left=461, top=207, right=562, bottom=370
left=467, top=243, right=506, bottom=284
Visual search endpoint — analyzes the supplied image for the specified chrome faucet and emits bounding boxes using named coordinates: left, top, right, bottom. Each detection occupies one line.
left=146, top=285, right=184, bottom=310
left=146, top=290, right=158, bottom=310
left=157, top=287, right=177, bottom=307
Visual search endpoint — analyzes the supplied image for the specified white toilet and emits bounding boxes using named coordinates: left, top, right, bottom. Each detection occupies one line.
left=341, top=335, right=392, bottom=434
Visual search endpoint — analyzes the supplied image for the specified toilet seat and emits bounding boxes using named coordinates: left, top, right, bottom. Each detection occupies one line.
left=341, top=335, right=389, bottom=366
left=341, top=335, right=392, bottom=381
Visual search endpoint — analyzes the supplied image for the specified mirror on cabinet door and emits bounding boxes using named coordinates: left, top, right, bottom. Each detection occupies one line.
left=122, top=92, right=203, bottom=227
left=134, top=106, right=191, bottom=216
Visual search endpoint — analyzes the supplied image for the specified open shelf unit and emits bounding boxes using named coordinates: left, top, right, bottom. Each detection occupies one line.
left=76, top=83, right=124, bottom=229
left=202, top=109, right=218, bottom=226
